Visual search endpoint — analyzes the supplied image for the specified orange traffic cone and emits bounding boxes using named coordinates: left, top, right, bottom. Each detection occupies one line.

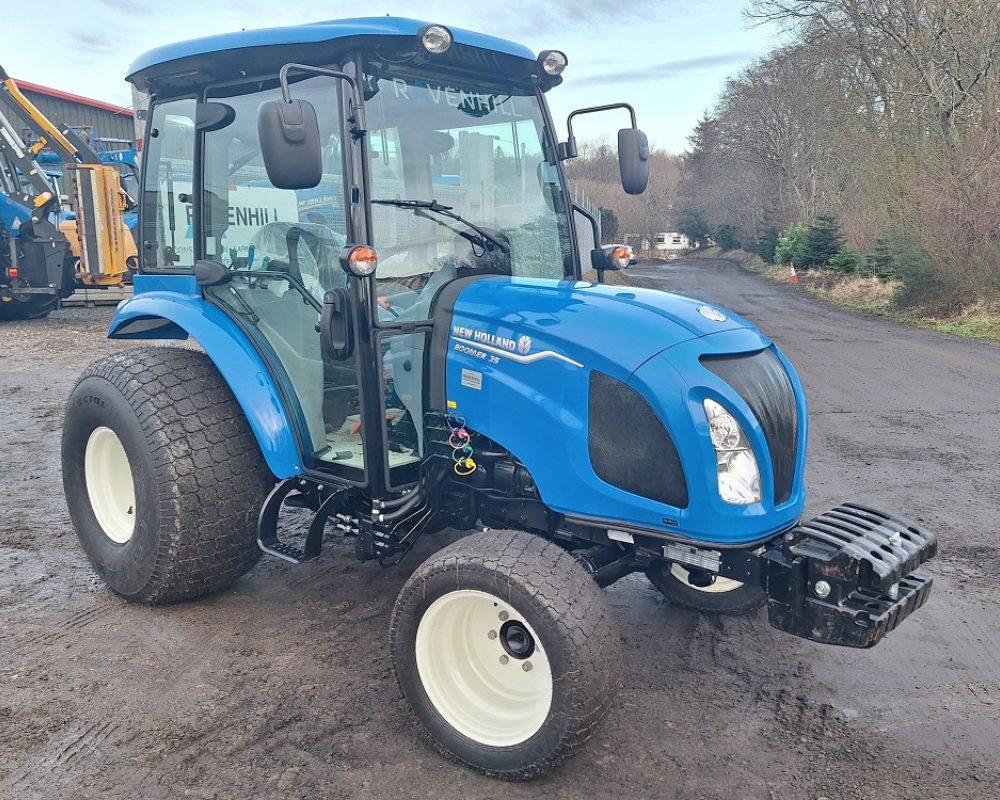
left=789, top=265, right=798, bottom=285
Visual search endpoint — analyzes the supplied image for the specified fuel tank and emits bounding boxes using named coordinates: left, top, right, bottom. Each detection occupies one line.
left=436, top=277, right=808, bottom=544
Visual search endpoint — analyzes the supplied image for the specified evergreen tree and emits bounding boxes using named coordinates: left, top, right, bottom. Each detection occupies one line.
left=866, top=231, right=897, bottom=278
left=806, top=214, right=844, bottom=267
left=750, top=229, right=779, bottom=262
left=713, top=224, right=739, bottom=251
left=774, top=224, right=809, bottom=266
left=676, top=206, right=711, bottom=248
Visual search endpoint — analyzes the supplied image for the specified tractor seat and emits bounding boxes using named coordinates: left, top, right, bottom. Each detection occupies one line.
left=250, top=221, right=347, bottom=299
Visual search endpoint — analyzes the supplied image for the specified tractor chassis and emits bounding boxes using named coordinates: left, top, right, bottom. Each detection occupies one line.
left=257, top=434, right=937, bottom=652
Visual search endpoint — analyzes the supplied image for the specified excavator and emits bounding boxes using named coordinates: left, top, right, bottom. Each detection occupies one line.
left=0, top=65, right=136, bottom=320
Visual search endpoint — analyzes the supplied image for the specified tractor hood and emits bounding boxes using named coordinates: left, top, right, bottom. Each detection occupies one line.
left=441, top=277, right=758, bottom=380
left=439, top=275, right=798, bottom=539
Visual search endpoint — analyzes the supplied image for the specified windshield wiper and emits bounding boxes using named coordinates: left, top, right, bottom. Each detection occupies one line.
left=371, top=198, right=510, bottom=255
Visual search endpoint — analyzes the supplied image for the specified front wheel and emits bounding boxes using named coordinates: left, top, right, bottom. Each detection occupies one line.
left=646, top=562, right=766, bottom=614
left=390, top=530, right=621, bottom=780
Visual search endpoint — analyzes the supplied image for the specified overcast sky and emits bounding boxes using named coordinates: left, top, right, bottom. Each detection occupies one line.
left=5, top=0, right=780, bottom=153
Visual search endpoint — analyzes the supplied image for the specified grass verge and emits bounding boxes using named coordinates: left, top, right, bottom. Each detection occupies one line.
left=713, top=249, right=1000, bottom=343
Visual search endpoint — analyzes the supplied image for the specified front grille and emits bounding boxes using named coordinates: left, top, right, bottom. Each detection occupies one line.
left=588, top=371, right=688, bottom=508
left=701, top=348, right=798, bottom=504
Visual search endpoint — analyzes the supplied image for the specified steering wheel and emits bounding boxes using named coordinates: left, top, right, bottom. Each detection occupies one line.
left=376, top=286, right=416, bottom=322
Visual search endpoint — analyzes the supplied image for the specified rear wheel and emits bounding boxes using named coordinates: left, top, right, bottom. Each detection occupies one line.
left=390, top=530, right=621, bottom=780
left=0, top=296, right=58, bottom=321
left=62, top=347, right=274, bottom=604
left=647, top=562, right=766, bottom=614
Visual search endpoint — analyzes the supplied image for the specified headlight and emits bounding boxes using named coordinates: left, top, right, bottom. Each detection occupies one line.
left=703, top=399, right=761, bottom=505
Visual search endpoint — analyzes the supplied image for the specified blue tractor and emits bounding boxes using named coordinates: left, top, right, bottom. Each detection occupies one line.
left=1, top=66, right=139, bottom=317
left=61, top=18, right=937, bottom=778
left=0, top=108, right=73, bottom=319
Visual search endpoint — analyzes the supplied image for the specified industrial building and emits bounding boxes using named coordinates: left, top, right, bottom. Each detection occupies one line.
left=13, top=79, right=134, bottom=150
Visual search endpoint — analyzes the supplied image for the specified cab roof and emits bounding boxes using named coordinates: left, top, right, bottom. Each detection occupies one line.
left=127, top=17, right=539, bottom=94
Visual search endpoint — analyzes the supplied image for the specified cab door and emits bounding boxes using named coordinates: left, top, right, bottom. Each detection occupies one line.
left=190, top=79, right=368, bottom=482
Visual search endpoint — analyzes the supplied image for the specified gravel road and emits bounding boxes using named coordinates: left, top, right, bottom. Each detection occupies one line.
left=1, top=259, right=997, bottom=799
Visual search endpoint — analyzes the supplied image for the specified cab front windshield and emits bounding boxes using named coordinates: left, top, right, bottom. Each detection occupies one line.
left=364, top=71, right=572, bottom=319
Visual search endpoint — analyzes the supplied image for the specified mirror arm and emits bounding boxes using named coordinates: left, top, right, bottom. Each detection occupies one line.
left=573, top=202, right=608, bottom=283
left=573, top=201, right=601, bottom=242
left=278, top=63, right=356, bottom=102
left=562, top=102, right=639, bottom=160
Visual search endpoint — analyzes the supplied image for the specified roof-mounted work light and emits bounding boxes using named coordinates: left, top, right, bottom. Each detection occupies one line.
left=537, top=50, right=568, bottom=77
left=419, top=24, right=453, bottom=54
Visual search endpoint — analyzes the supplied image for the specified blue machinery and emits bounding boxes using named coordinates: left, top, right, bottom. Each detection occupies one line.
left=62, top=18, right=937, bottom=778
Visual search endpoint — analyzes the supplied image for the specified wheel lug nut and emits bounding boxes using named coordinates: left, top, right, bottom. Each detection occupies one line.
left=487, top=630, right=497, bottom=640
left=498, top=611, right=509, bottom=621
left=522, top=661, right=532, bottom=672
left=499, top=655, right=509, bottom=665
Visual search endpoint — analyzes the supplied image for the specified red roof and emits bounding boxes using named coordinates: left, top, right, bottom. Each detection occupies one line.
left=14, top=80, right=132, bottom=117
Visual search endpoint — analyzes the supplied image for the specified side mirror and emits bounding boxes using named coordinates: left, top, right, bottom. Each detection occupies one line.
left=194, top=259, right=231, bottom=287
left=257, top=98, right=322, bottom=190
left=196, top=102, right=235, bottom=133
left=591, top=248, right=614, bottom=272
left=618, top=128, right=649, bottom=195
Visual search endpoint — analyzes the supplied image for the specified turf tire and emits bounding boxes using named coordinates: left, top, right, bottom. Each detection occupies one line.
left=62, top=347, right=274, bottom=604
left=390, top=530, right=621, bottom=780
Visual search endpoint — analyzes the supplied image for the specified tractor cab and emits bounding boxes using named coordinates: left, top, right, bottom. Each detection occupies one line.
left=126, top=18, right=646, bottom=496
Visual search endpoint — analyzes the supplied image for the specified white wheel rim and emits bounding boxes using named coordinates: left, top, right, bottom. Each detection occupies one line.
left=84, top=426, right=137, bottom=545
left=670, top=563, right=745, bottom=593
left=415, top=589, right=553, bottom=747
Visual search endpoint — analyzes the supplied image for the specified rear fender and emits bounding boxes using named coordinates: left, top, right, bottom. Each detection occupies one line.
left=108, top=274, right=302, bottom=478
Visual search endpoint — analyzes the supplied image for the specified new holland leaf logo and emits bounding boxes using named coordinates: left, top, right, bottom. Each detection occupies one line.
left=517, top=335, right=532, bottom=355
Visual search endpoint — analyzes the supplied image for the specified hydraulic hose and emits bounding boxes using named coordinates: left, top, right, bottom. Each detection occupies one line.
left=378, top=489, right=418, bottom=510
left=376, top=490, right=423, bottom=523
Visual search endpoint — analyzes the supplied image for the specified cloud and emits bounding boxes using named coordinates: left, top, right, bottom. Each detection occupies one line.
left=69, top=31, right=115, bottom=56
left=572, top=50, right=760, bottom=86
left=466, top=0, right=674, bottom=38
left=272, top=0, right=678, bottom=39
left=98, top=0, right=146, bottom=10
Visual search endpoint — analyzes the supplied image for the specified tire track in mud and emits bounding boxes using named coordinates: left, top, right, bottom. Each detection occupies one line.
left=4, top=718, right=120, bottom=795
left=4, top=597, right=125, bottom=657
left=155, top=627, right=225, bottom=684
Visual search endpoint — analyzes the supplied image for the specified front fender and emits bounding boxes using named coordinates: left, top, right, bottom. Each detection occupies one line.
left=108, top=274, right=302, bottom=479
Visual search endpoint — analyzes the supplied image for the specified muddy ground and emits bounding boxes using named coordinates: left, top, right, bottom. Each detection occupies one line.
left=1, top=259, right=998, bottom=800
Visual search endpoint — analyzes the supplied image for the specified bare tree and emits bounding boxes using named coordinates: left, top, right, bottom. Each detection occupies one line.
left=748, top=0, right=1000, bottom=145
left=568, top=145, right=683, bottom=248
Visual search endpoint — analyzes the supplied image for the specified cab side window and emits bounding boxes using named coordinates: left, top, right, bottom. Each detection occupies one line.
left=200, top=79, right=347, bottom=301
left=140, top=98, right=196, bottom=269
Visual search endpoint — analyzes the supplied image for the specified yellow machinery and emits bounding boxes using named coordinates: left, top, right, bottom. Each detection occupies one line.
left=0, top=65, right=136, bottom=288
left=61, top=164, right=137, bottom=285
